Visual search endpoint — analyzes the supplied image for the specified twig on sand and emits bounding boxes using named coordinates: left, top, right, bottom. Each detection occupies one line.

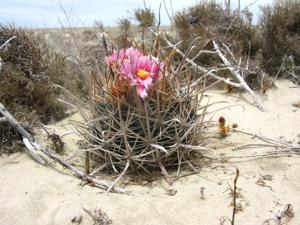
left=83, top=206, right=112, bottom=225
left=204, top=129, right=300, bottom=164
left=0, top=103, right=46, bottom=164
left=231, top=167, right=240, bottom=225
left=232, top=129, right=299, bottom=151
left=219, top=167, right=240, bottom=225
left=262, top=204, right=294, bottom=225
left=0, top=102, right=126, bottom=194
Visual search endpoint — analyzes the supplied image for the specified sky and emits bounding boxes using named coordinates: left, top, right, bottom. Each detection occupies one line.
left=0, top=0, right=274, bottom=28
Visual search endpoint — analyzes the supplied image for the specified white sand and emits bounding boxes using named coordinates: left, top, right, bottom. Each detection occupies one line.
left=0, top=79, right=300, bottom=225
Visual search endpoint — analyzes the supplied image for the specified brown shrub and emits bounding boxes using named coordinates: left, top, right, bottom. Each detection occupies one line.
left=0, top=25, right=67, bottom=124
left=134, top=7, right=156, bottom=28
left=113, top=18, right=133, bottom=49
left=0, top=117, right=33, bottom=155
left=0, top=120, right=23, bottom=155
left=259, top=0, right=300, bottom=80
left=173, top=1, right=259, bottom=58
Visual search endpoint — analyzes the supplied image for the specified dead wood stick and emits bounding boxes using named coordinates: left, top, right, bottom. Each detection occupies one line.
left=158, top=159, right=173, bottom=185
left=85, top=151, right=90, bottom=174
left=149, top=29, right=241, bottom=89
left=151, top=30, right=264, bottom=111
left=33, top=143, right=126, bottom=193
left=0, top=57, right=3, bottom=75
left=0, top=116, right=7, bottom=123
left=107, top=160, right=130, bottom=192
left=212, top=41, right=264, bottom=111
left=0, top=102, right=125, bottom=193
left=231, top=167, right=240, bottom=225
left=0, top=103, right=46, bottom=164
left=23, top=138, right=46, bottom=164
left=0, top=36, right=16, bottom=50
left=0, top=103, right=32, bottom=140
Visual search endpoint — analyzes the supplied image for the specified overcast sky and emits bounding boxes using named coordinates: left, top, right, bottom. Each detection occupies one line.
left=0, top=0, right=274, bottom=28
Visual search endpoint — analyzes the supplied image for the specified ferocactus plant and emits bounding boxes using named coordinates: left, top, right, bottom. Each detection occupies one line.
left=81, top=45, right=210, bottom=185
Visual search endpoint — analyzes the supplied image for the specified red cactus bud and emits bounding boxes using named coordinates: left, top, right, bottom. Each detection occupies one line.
left=219, top=116, right=225, bottom=125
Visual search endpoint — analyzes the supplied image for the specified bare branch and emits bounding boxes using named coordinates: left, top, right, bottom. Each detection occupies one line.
left=212, top=41, right=264, bottom=111
left=0, top=36, right=16, bottom=50
left=0, top=102, right=126, bottom=193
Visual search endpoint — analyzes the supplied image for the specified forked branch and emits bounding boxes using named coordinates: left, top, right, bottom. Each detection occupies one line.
left=150, top=30, right=264, bottom=111
left=0, top=102, right=126, bottom=194
left=212, top=41, right=264, bottom=111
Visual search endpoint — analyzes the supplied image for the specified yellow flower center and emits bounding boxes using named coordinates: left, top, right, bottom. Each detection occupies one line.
left=137, top=69, right=149, bottom=80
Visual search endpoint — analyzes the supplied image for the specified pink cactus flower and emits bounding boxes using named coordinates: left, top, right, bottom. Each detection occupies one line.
left=105, top=47, right=164, bottom=99
left=105, top=47, right=143, bottom=66
left=120, top=55, right=163, bottom=99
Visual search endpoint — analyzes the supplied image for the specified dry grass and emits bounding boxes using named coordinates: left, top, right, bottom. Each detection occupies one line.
left=168, top=0, right=266, bottom=90
left=173, top=1, right=259, bottom=57
left=259, top=0, right=300, bottom=80
left=134, top=7, right=156, bottom=28
left=0, top=119, right=32, bottom=155
left=0, top=25, right=69, bottom=124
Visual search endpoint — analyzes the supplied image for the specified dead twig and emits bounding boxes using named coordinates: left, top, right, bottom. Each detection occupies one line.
left=256, top=175, right=274, bottom=191
left=0, top=36, right=16, bottom=50
left=262, top=204, right=294, bottom=225
left=151, top=30, right=264, bottom=111
left=83, top=206, right=112, bottom=225
left=0, top=103, right=46, bottom=164
left=212, top=41, right=264, bottom=111
left=0, top=102, right=126, bottom=193
left=231, top=167, right=240, bottom=225
left=149, top=29, right=242, bottom=89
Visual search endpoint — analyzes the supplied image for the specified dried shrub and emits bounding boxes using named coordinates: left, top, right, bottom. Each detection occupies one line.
left=0, top=25, right=67, bottom=124
left=118, top=18, right=131, bottom=35
left=94, top=20, right=105, bottom=32
left=0, top=118, right=32, bottom=155
left=113, top=18, right=133, bottom=49
left=173, top=1, right=259, bottom=57
left=134, top=7, right=156, bottom=28
left=259, top=0, right=300, bottom=80
left=169, top=1, right=268, bottom=90
left=81, top=29, right=97, bottom=42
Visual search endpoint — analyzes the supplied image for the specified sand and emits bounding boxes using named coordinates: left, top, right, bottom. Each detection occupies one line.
left=0, top=79, right=300, bottom=225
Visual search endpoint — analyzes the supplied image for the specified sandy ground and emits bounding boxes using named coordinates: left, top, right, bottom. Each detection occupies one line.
left=1, top=79, right=300, bottom=225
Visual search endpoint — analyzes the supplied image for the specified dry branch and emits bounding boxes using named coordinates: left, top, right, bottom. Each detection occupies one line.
left=212, top=41, right=264, bottom=111
left=0, top=57, right=2, bottom=75
left=0, top=117, right=7, bottom=124
left=34, top=143, right=125, bottom=193
left=0, top=102, right=125, bottom=193
left=0, top=35, right=16, bottom=50
left=150, top=30, right=264, bottom=111
left=150, top=30, right=241, bottom=88
left=231, top=167, right=240, bottom=225
left=0, top=103, right=45, bottom=164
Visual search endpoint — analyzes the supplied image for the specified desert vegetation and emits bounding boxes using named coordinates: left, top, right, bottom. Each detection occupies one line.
left=1, top=0, right=300, bottom=224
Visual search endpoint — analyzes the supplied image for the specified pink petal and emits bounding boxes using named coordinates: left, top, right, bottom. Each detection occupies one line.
left=136, top=86, right=148, bottom=99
